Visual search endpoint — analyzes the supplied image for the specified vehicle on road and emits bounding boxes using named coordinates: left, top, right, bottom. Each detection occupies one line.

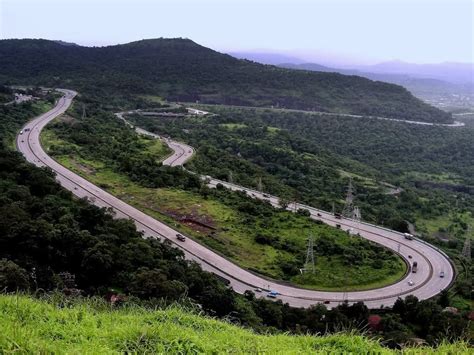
left=176, top=233, right=186, bottom=242
left=323, top=300, right=331, bottom=304
left=408, top=280, right=414, bottom=286
left=267, top=290, right=279, bottom=298
left=317, top=213, right=322, bottom=217
left=408, top=255, right=412, bottom=259
left=336, top=224, right=341, bottom=229
left=404, top=233, right=414, bottom=240
left=263, top=194, right=269, bottom=198
left=412, top=261, right=418, bottom=273
left=19, top=130, right=23, bottom=135
left=254, top=288, right=262, bottom=293
left=439, top=271, right=445, bottom=278
left=334, top=212, right=342, bottom=219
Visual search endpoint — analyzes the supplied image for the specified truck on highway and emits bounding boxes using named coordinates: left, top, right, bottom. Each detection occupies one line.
left=412, top=261, right=418, bottom=273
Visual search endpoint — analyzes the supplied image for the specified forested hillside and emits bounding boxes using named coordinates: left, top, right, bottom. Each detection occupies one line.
left=0, top=38, right=451, bottom=123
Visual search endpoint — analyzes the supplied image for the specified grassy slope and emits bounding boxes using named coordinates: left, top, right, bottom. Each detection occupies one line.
left=41, top=127, right=406, bottom=291
left=0, top=295, right=469, bottom=354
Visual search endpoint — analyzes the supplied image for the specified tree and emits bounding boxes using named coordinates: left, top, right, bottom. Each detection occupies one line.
left=0, top=259, right=30, bottom=291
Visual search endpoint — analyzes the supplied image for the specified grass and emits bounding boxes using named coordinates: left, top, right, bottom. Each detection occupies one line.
left=41, top=127, right=407, bottom=292
left=0, top=294, right=469, bottom=354
left=416, top=211, right=473, bottom=241
left=219, top=122, right=248, bottom=129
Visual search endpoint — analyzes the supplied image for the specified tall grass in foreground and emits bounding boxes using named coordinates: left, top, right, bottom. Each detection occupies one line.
left=0, top=294, right=470, bottom=354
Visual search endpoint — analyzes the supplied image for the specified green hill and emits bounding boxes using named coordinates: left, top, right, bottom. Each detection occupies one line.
left=0, top=38, right=451, bottom=123
left=0, top=295, right=468, bottom=354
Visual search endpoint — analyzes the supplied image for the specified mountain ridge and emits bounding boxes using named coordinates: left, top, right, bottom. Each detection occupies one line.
left=0, top=38, right=452, bottom=123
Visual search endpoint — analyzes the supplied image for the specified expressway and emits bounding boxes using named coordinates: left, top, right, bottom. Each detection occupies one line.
left=17, top=89, right=455, bottom=309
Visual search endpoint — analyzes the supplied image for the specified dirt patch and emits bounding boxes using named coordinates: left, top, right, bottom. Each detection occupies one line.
left=163, top=207, right=217, bottom=233
left=59, top=115, right=76, bottom=124
left=70, top=158, right=95, bottom=175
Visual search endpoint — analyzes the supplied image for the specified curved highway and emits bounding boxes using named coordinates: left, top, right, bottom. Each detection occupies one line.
left=17, top=90, right=455, bottom=309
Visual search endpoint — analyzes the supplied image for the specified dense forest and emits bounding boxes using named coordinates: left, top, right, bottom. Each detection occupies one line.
left=0, top=38, right=452, bottom=123
left=0, top=100, right=470, bottom=347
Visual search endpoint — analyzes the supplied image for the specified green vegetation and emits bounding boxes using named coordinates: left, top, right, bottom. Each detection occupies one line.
left=0, top=88, right=56, bottom=147
left=127, top=105, right=473, bottom=307
left=0, top=101, right=471, bottom=347
left=0, top=38, right=452, bottom=122
left=2, top=295, right=470, bottom=354
left=43, top=109, right=406, bottom=291
left=128, top=105, right=473, bottom=238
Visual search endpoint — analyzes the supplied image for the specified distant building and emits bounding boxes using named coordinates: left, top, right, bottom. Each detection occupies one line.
left=14, top=93, right=34, bottom=104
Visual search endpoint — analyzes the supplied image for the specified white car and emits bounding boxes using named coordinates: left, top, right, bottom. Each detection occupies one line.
left=408, top=280, right=414, bottom=286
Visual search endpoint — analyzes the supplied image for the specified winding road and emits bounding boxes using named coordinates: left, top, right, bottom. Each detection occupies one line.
left=17, top=89, right=455, bottom=309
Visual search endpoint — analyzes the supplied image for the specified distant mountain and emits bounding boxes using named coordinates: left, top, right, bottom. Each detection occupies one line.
left=229, top=52, right=307, bottom=65
left=349, top=60, right=474, bottom=85
left=0, top=38, right=452, bottom=123
left=280, top=63, right=473, bottom=104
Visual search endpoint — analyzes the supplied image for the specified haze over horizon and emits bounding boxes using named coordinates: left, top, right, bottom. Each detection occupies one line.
left=1, top=0, right=472, bottom=66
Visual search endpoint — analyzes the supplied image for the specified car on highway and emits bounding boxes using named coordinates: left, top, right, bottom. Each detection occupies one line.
left=404, top=233, right=414, bottom=240
left=323, top=300, right=331, bottom=304
left=266, top=290, right=279, bottom=298
left=317, top=213, right=322, bottom=217
left=408, top=255, right=412, bottom=259
left=19, top=130, right=23, bottom=135
left=408, top=280, right=414, bottom=286
left=263, top=194, right=269, bottom=198
left=254, top=288, right=262, bottom=293
left=176, top=233, right=186, bottom=242
left=439, top=271, right=445, bottom=278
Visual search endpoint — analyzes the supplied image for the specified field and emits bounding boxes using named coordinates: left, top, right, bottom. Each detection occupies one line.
left=2, top=294, right=469, bottom=354
left=42, top=123, right=407, bottom=291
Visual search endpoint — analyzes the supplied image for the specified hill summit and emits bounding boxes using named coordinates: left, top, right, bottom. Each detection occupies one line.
left=0, top=38, right=452, bottom=123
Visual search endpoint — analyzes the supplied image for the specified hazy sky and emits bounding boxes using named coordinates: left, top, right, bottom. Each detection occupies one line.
left=1, top=0, right=472, bottom=65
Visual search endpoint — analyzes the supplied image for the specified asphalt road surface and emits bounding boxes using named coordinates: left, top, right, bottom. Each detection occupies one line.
left=17, top=90, right=454, bottom=309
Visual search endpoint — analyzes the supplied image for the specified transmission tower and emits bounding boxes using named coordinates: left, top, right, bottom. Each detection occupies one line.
left=228, top=170, right=233, bottom=184
left=257, top=177, right=263, bottom=193
left=305, top=235, right=315, bottom=273
left=353, top=206, right=361, bottom=221
left=461, top=236, right=471, bottom=261
left=342, top=178, right=361, bottom=220
left=81, top=104, right=86, bottom=119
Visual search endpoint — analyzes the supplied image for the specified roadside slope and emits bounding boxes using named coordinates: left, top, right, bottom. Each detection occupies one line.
left=0, top=295, right=469, bottom=354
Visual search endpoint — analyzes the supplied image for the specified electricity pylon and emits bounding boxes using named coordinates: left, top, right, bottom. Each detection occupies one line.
left=342, top=178, right=361, bottom=220
left=257, top=177, right=263, bottom=192
left=228, top=170, right=233, bottom=184
left=305, top=235, right=315, bottom=273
